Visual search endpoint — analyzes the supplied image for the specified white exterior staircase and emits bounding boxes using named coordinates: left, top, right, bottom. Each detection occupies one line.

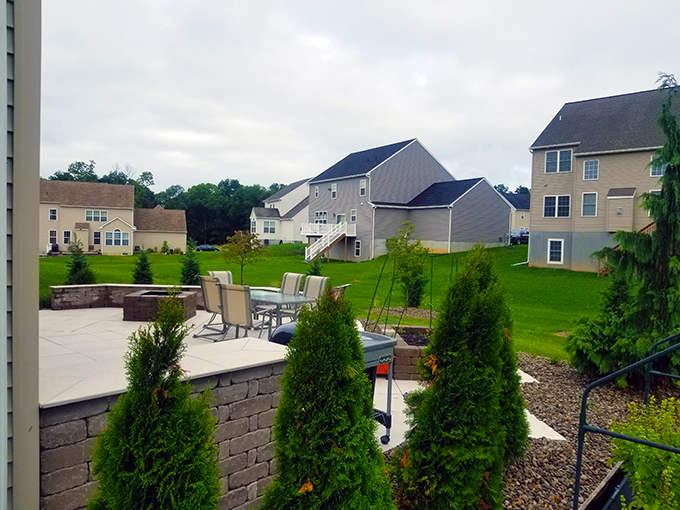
left=304, top=222, right=356, bottom=262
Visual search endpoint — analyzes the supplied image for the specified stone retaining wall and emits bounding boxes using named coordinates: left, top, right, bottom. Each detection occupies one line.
left=394, top=342, right=427, bottom=380
left=39, top=362, right=285, bottom=510
left=50, top=284, right=204, bottom=310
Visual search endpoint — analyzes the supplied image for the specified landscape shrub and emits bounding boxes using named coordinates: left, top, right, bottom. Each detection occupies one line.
left=174, top=247, right=183, bottom=255
left=386, top=221, right=429, bottom=308
left=388, top=245, right=526, bottom=509
left=88, top=293, right=220, bottom=510
left=64, top=234, right=96, bottom=285
left=261, top=291, right=394, bottom=510
left=306, top=256, right=322, bottom=276
left=132, top=249, right=153, bottom=284
left=611, top=397, right=680, bottom=509
left=160, top=240, right=170, bottom=254
left=180, top=241, right=201, bottom=285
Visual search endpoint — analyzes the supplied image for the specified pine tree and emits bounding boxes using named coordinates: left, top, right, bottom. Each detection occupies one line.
left=389, top=246, right=526, bottom=509
left=132, top=249, right=153, bottom=284
left=261, top=292, right=395, bottom=510
left=88, top=293, right=220, bottom=510
left=181, top=240, right=201, bottom=285
left=64, top=233, right=96, bottom=285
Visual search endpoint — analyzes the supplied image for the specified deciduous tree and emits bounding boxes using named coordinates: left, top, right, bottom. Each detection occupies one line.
left=221, top=230, right=265, bottom=284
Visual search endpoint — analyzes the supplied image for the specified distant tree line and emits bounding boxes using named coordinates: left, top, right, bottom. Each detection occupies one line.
left=48, top=160, right=285, bottom=245
left=493, top=183, right=530, bottom=195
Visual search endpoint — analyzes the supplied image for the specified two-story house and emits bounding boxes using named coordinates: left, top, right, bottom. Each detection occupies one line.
left=303, top=139, right=512, bottom=261
left=39, top=180, right=187, bottom=255
left=529, top=88, right=680, bottom=272
left=249, top=177, right=310, bottom=245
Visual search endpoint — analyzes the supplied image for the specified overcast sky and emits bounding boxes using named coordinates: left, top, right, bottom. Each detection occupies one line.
left=40, top=1, right=680, bottom=194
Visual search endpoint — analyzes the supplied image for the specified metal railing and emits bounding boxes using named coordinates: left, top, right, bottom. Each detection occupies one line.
left=303, top=223, right=356, bottom=262
left=573, top=332, right=680, bottom=509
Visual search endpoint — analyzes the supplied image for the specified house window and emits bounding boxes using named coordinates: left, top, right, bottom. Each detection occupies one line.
left=545, top=149, right=572, bottom=173
left=331, top=183, right=337, bottom=199
left=86, top=210, right=108, bottom=222
left=263, top=221, right=276, bottom=234
left=113, top=229, right=122, bottom=246
left=336, top=214, right=346, bottom=224
left=547, top=239, right=564, bottom=264
left=93, top=231, right=101, bottom=245
left=251, top=219, right=256, bottom=232
left=520, top=212, right=525, bottom=220
left=314, top=186, right=319, bottom=198
left=49, top=208, right=57, bottom=220
left=314, top=211, right=327, bottom=224
left=350, top=209, right=357, bottom=222
left=105, top=232, right=113, bottom=246
left=651, top=158, right=667, bottom=177
left=63, top=231, right=71, bottom=245
left=543, top=195, right=570, bottom=217
left=582, top=192, right=597, bottom=216
left=360, top=179, right=366, bottom=197
left=49, top=230, right=57, bottom=245
left=122, top=232, right=130, bottom=246
left=354, top=240, right=361, bottom=258
left=583, top=160, right=599, bottom=180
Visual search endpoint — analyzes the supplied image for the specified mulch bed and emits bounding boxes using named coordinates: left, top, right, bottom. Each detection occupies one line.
left=383, top=352, right=680, bottom=509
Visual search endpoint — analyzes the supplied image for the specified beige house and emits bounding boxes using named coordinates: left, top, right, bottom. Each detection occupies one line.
left=4, top=0, right=42, bottom=506
left=504, top=193, right=530, bottom=230
left=40, top=180, right=187, bottom=255
left=529, top=88, right=678, bottom=271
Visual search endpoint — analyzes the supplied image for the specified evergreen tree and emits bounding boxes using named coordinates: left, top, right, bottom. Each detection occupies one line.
left=180, top=240, right=201, bottom=285
left=88, top=293, right=220, bottom=510
left=389, top=246, right=526, bottom=509
left=261, top=292, right=395, bottom=510
left=306, top=257, right=322, bottom=276
left=132, top=249, right=153, bottom=284
left=64, top=233, right=96, bottom=285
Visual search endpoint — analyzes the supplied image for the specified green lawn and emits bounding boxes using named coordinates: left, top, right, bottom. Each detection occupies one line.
left=40, top=244, right=607, bottom=360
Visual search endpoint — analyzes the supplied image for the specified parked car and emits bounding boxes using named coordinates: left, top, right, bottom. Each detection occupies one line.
left=196, top=244, right=220, bottom=252
left=510, top=228, right=529, bottom=245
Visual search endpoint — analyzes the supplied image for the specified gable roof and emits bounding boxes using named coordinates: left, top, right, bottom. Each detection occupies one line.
left=40, top=180, right=134, bottom=208
left=134, top=205, right=187, bottom=232
left=252, top=207, right=281, bottom=218
left=309, top=139, right=416, bottom=184
left=404, top=178, right=484, bottom=207
left=265, top=178, right=310, bottom=202
left=503, top=193, right=531, bottom=210
left=282, top=196, right=309, bottom=219
left=531, top=88, right=680, bottom=154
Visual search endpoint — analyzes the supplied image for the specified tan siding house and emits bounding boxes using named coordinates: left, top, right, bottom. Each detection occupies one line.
left=529, top=89, right=677, bottom=271
left=134, top=205, right=187, bottom=252
left=6, top=0, right=41, bottom=506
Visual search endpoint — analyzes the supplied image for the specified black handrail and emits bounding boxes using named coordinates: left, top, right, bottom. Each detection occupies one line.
left=573, top=335, right=680, bottom=510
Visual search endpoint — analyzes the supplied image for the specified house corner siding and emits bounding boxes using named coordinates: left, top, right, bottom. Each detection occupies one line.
left=9, top=0, right=41, bottom=508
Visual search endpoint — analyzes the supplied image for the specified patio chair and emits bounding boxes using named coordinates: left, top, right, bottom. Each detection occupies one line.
left=208, top=270, right=233, bottom=285
left=331, top=283, right=351, bottom=299
left=254, top=272, right=304, bottom=319
left=279, top=275, right=329, bottom=321
left=193, top=275, right=227, bottom=339
left=215, top=284, right=273, bottom=341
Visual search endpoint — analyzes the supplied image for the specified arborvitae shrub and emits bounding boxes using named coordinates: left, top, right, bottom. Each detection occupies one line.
left=261, top=292, right=395, bottom=510
left=88, top=293, right=220, bottom=510
left=64, top=234, right=96, bottom=285
left=160, top=240, right=170, bottom=254
left=181, top=241, right=201, bottom=285
left=132, top=249, right=153, bottom=284
left=389, top=245, right=526, bottom=509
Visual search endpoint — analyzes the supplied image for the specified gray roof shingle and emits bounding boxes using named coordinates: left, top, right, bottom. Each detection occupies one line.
left=252, top=207, right=281, bottom=218
left=503, top=193, right=531, bottom=210
left=607, top=187, right=637, bottom=197
left=397, top=178, right=483, bottom=207
left=134, top=205, right=187, bottom=232
left=265, top=178, right=310, bottom=202
left=309, top=139, right=416, bottom=183
left=531, top=88, right=680, bottom=154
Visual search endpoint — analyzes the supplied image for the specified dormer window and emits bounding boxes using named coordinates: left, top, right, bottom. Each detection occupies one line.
left=545, top=149, right=572, bottom=173
left=331, top=183, right=337, bottom=199
left=360, top=179, right=366, bottom=197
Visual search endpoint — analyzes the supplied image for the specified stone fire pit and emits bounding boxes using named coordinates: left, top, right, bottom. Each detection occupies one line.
left=123, top=290, right=197, bottom=321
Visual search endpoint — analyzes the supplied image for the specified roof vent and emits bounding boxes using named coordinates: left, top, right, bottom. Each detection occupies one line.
left=559, top=115, right=562, bottom=121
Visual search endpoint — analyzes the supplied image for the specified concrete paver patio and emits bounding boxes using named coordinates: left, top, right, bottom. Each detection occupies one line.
left=39, top=307, right=564, bottom=451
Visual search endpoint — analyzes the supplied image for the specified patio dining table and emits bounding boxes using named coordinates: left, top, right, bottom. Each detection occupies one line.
left=250, top=289, right=316, bottom=329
